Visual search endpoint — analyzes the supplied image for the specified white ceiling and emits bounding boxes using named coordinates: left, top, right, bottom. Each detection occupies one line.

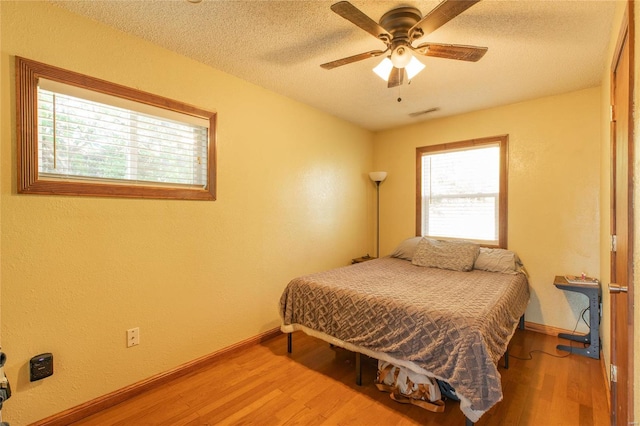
left=49, top=0, right=617, bottom=131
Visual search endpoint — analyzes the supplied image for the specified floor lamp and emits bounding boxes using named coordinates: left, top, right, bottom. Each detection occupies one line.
left=369, top=171, right=387, bottom=258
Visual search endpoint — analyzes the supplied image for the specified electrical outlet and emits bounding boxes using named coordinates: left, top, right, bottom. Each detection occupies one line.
left=127, top=327, right=140, bottom=348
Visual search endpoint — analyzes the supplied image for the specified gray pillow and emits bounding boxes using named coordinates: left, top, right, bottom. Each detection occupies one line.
left=411, top=238, right=480, bottom=272
left=390, top=236, right=423, bottom=261
left=474, top=248, right=521, bottom=274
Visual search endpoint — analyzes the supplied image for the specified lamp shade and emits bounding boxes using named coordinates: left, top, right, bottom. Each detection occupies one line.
left=369, top=171, right=388, bottom=182
left=373, top=58, right=394, bottom=81
left=405, top=56, right=425, bottom=80
left=373, top=50, right=425, bottom=82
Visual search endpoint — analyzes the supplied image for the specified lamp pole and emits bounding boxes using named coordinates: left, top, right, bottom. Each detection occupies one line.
left=375, top=180, right=381, bottom=258
left=368, top=171, right=387, bottom=258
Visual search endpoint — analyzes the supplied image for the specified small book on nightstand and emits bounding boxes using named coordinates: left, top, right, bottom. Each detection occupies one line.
left=564, top=274, right=599, bottom=285
left=351, top=255, right=376, bottom=264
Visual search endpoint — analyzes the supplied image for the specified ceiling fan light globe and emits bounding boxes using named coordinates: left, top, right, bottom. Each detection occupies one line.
left=390, top=46, right=412, bottom=68
left=373, top=57, right=394, bottom=81
left=406, top=56, right=425, bottom=79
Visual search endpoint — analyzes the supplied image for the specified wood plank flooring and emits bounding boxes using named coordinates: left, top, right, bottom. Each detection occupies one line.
left=71, top=329, right=609, bottom=425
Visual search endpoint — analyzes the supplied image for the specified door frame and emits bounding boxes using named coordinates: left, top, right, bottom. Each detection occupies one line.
left=609, top=1, right=635, bottom=424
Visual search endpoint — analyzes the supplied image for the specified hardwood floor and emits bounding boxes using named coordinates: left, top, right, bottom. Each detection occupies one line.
left=71, top=329, right=609, bottom=425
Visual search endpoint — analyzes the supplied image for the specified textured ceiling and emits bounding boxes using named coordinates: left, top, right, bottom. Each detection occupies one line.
left=49, top=0, right=617, bottom=131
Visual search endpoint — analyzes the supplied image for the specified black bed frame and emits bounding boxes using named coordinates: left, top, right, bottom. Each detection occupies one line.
left=285, top=315, right=526, bottom=426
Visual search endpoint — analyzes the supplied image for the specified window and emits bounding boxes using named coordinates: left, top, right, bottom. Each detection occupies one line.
left=416, top=135, right=508, bottom=247
left=16, top=57, right=216, bottom=200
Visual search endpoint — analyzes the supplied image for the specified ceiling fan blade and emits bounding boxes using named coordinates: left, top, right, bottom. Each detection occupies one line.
left=320, top=49, right=387, bottom=70
left=388, top=67, right=405, bottom=88
left=413, top=43, right=487, bottom=62
left=331, top=1, right=391, bottom=43
left=409, top=0, right=481, bottom=40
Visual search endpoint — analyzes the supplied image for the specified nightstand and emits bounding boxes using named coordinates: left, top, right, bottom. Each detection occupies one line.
left=553, top=275, right=601, bottom=359
left=351, top=255, right=376, bottom=264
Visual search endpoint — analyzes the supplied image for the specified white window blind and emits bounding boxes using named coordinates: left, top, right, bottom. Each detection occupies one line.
left=37, top=79, right=209, bottom=188
left=420, top=144, right=500, bottom=244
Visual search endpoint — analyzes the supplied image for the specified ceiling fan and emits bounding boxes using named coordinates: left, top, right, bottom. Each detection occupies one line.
left=320, top=0, right=488, bottom=88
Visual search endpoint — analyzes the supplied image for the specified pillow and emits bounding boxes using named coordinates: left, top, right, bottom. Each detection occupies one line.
left=390, top=236, right=423, bottom=260
left=474, top=248, right=517, bottom=274
left=411, top=238, right=480, bottom=272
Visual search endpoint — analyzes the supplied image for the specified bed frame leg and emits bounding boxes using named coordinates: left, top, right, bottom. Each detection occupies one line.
left=519, top=314, right=525, bottom=330
left=355, top=352, right=362, bottom=386
left=287, top=333, right=292, bottom=354
left=465, top=417, right=474, bottom=426
left=504, top=348, right=509, bottom=369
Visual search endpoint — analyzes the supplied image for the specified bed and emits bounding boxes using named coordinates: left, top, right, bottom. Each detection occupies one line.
left=279, top=237, right=530, bottom=423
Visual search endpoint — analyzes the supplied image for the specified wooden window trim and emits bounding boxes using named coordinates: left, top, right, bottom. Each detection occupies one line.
left=15, top=56, right=217, bottom=200
left=415, top=134, right=508, bottom=248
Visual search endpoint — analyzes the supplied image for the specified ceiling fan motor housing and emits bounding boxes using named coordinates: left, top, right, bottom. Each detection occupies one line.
left=379, top=7, right=422, bottom=68
left=379, top=7, right=422, bottom=38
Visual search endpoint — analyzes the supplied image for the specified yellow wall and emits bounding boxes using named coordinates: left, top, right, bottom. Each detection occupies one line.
left=0, top=2, right=374, bottom=424
left=373, top=88, right=602, bottom=333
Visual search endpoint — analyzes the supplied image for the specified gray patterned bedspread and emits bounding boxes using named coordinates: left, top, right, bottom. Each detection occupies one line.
left=279, top=257, right=530, bottom=421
